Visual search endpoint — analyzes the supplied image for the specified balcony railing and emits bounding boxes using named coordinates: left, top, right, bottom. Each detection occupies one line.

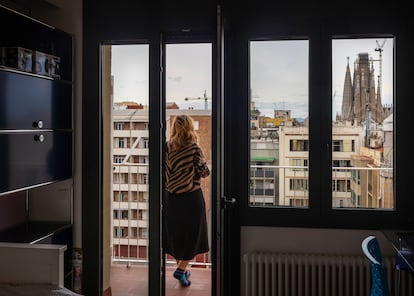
left=111, top=163, right=392, bottom=266
left=250, top=165, right=393, bottom=209
left=111, top=163, right=211, bottom=267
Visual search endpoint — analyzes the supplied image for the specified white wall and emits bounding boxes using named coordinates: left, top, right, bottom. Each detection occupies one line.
left=241, top=226, right=394, bottom=256
left=241, top=226, right=395, bottom=295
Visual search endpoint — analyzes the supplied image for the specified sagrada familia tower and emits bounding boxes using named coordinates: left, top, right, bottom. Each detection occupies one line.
left=338, top=53, right=384, bottom=125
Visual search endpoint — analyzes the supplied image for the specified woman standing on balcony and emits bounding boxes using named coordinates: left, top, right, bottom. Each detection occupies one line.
left=164, top=114, right=210, bottom=287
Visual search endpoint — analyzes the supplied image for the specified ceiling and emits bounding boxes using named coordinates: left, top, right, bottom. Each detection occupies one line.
left=0, top=0, right=63, bottom=15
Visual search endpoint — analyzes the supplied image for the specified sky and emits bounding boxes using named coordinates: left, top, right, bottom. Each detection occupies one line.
left=111, top=44, right=149, bottom=104
left=111, top=43, right=212, bottom=109
left=332, top=38, right=393, bottom=120
left=165, top=43, right=212, bottom=110
left=111, top=38, right=393, bottom=120
left=250, top=40, right=308, bottom=119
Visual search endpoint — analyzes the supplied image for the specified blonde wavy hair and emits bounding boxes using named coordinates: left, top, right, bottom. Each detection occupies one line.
left=169, top=115, right=198, bottom=151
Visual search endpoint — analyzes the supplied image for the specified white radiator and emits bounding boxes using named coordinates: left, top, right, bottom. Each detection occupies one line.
left=243, top=252, right=414, bottom=296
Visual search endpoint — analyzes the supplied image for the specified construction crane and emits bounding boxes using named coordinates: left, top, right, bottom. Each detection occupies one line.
left=363, top=39, right=386, bottom=144
left=375, top=39, right=386, bottom=58
left=374, top=39, right=386, bottom=94
left=184, top=90, right=210, bottom=110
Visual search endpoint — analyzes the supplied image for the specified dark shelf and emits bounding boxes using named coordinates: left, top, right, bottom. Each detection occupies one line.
left=0, top=221, right=71, bottom=243
left=0, top=66, right=72, bottom=84
left=0, top=5, right=73, bottom=81
left=0, top=4, right=74, bottom=290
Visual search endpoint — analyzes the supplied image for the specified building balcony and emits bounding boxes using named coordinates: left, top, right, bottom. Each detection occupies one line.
left=113, top=164, right=149, bottom=174
left=112, top=201, right=134, bottom=209
left=113, top=183, right=149, bottom=192
left=112, top=201, right=148, bottom=210
left=113, top=148, right=149, bottom=156
left=112, top=237, right=148, bottom=246
left=113, top=219, right=149, bottom=228
left=113, top=130, right=149, bottom=138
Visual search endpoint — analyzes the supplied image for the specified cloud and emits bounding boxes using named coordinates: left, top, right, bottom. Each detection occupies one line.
left=168, top=76, right=182, bottom=82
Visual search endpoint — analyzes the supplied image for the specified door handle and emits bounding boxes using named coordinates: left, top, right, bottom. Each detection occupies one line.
left=221, top=196, right=236, bottom=208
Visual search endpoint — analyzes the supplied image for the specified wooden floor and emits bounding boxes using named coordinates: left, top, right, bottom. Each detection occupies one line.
left=110, top=263, right=211, bottom=296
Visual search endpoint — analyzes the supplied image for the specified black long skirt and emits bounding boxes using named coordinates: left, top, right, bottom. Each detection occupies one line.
left=164, top=188, right=209, bottom=260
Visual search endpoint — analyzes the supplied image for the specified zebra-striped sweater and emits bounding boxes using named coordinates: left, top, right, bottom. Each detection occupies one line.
left=165, top=142, right=210, bottom=194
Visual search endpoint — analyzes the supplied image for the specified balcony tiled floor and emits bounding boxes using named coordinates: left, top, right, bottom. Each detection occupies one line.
left=110, top=263, right=211, bottom=296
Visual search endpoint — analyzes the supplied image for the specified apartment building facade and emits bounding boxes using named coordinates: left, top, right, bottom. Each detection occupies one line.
left=111, top=98, right=393, bottom=264
left=111, top=106, right=212, bottom=264
left=251, top=119, right=393, bottom=209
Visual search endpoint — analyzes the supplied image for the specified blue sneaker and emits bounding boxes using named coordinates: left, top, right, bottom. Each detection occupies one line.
left=173, top=269, right=191, bottom=286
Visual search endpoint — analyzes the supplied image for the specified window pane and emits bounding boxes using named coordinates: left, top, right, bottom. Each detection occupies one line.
left=165, top=43, right=212, bottom=285
left=249, top=40, right=309, bottom=208
left=166, top=43, right=212, bottom=111
left=332, top=38, right=394, bottom=209
left=106, top=44, right=150, bottom=296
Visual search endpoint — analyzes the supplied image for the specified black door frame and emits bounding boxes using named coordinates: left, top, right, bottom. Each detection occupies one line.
left=82, top=5, right=242, bottom=295
left=160, top=29, right=219, bottom=296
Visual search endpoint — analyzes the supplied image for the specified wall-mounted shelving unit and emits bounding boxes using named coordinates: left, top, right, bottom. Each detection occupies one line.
left=0, top=4, right=74, bottom=289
